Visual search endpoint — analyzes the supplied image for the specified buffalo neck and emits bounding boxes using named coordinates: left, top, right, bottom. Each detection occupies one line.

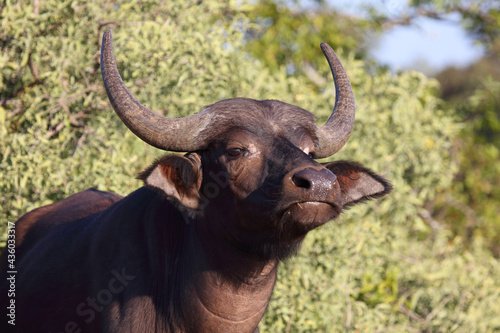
left=137, top=188, right=278, bottom=332
left=188, top=207, right=279, bottom=332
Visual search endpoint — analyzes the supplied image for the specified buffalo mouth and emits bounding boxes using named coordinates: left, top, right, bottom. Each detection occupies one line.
left=281, top=201, right=341, bottom=234
left=230, top=201, right=341, bottom=261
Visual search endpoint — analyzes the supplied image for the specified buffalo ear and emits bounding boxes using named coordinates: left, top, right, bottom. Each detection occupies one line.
left=138, top=153, right=202, bottom=210
left=323, top=161, right=392, bottom=208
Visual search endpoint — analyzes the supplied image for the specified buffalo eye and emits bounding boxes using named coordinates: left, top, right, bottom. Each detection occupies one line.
left=227, top=148, right=246, bottom=158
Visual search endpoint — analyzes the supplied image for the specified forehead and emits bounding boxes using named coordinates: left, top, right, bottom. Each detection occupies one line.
left=198, top=98, right=318, bottom=145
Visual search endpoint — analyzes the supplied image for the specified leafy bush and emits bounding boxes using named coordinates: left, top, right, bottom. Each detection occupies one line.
left=1, top=0, right=499, bottom=331
left=434, top=69, right=500, bottom=256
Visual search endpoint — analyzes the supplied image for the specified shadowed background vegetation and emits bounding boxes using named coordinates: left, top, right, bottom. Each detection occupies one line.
left=1, top=0, right=499, bottom=331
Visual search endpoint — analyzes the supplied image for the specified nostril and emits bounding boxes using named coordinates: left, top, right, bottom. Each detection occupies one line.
left=292, top=174, right=311, bottom=189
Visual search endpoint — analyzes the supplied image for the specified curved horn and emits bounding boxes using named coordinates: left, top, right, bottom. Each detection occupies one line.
left=100, top=30, right=210, bottom=151
left=314, top=43, right=355, bottom=158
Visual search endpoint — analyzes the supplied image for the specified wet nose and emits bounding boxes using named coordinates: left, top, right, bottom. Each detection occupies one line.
left=291, top=168, right=337, bottom=193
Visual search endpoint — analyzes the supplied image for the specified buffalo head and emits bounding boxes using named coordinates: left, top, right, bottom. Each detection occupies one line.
left=100, top=30, right=391, bottom=260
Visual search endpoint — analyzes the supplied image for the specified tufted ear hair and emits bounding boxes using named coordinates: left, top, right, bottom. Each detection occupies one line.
left=138, top=153, right=203, bottom=211
left=322, top=161, right=392, bottom=208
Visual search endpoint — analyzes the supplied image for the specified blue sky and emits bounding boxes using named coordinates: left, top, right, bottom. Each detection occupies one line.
left=369, top=15, right=485, bottom=74
left=324, top=0, right=485, bottom=74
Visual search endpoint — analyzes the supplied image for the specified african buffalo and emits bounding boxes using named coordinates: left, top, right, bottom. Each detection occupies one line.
left=0, top=30, right=392, bottom=332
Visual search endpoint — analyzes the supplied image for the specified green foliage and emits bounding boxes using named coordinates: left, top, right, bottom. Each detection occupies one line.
left=244, top=0, right=373, bottom=74
left=262, top=220, right=500, bottom=332
left=434, top=76, right=500, bottom=256
left=396, top=0, right=500, bottom=256
left=1, top=0, right=499, bottom=331
left=436, top=47, right=500, bottom=102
